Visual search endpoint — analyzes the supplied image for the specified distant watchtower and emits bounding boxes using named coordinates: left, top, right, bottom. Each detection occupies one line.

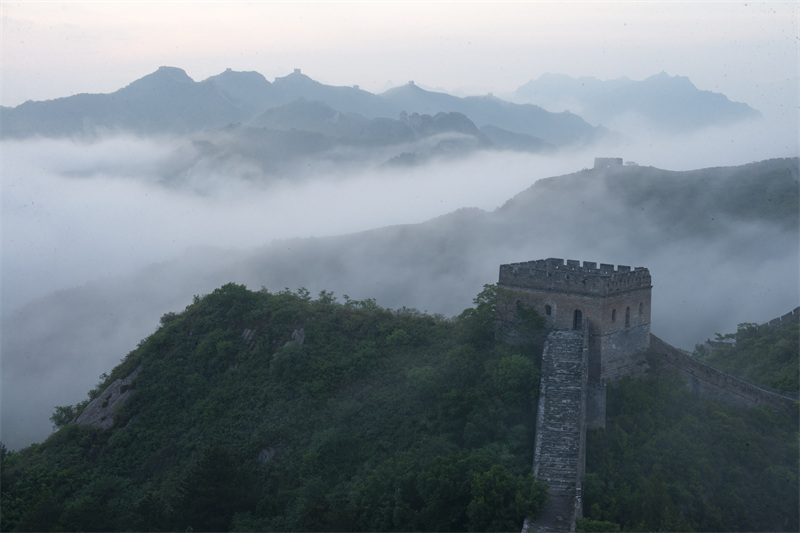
left=498, top=258, right=652, bottom=383
left=594, top=157, right=623, bottom=170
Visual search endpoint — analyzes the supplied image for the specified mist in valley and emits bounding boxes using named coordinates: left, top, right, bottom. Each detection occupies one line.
left=2, top=108, right=797, bottom=451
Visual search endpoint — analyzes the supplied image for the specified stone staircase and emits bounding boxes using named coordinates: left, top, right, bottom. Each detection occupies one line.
left=529, top=330, right=587, bottom=532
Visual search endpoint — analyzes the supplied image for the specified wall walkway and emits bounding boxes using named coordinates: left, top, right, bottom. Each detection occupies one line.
left=649, top=334, right=797, bottom=410
left=526, top=330, right=588, bottom=532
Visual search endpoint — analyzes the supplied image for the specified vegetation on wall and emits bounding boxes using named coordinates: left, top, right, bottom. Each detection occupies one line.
left=693, top=321, right=799, bottom=392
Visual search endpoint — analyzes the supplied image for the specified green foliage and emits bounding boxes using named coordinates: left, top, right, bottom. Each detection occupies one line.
left=694, top=322, right=799, bottom=392
left=1, top=284, right=544, bottom=532
left=12, top=281, right=795, bottom=532
left=605, top=159, right=800, bottom=234
left=175, top=446, right=258, bottom=532
left=583, top=376, right=798, bottom=532
left=458, top=284, right=501, bottom=346
left=49, top=405, right=77, bottom=430
left=458, top=284, right=545, bottom=347
left=466, top=464, right=546, bottom=531
left=350, top=451, right=546, bottom=532
left=576, top=518, right=621, bottom=532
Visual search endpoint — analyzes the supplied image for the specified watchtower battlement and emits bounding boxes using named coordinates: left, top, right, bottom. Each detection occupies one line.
left=498, top=258, right=652, bottom=386
left=499, top=258, right=651, bottom=297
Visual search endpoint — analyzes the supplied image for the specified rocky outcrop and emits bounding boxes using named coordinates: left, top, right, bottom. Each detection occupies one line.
left=75, top=365, right=142, bottom=430
left=284, top=327, right=305, bottom=347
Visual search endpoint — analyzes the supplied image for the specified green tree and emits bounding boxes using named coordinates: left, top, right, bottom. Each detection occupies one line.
left=175, top=446, right=257, bottom=532
left=467, top=464, right=546, bottom=531
left=49, top=404, right=77, bottom=429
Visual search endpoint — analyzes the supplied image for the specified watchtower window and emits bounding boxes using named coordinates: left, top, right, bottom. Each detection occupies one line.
left=639, top=302, right=643, bottom=316
left=625, top=307, right=631, bottom=328
left=545, top=305, right=552, bottom=316
left=611, top=309, right=616, bottom=322
left=573, top=310, right=583, bottom=330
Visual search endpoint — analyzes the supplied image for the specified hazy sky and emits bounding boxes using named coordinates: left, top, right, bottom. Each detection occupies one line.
left=1, top=1, right=797, bottom=108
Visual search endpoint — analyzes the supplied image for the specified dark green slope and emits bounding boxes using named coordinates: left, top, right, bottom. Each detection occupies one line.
left=499, top=157, right=800, bottom=240
left=579, top=313, right=799, bottom=533
left=581, top=375, right=798, bottom=532
left=2, top=284, right=798, bottom=532
left=0, top=284, right=547, bottom=532
left=694, top=321, right=799, bottom=393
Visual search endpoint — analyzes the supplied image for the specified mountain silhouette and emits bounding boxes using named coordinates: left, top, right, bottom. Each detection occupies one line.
left=514, top=72, right=761, bottom=132
left=1, top=67, right=602, bottom=146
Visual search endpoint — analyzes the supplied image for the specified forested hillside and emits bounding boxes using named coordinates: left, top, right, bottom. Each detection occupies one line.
left=1, top=283, right=797, bottom=532
left=581, top=376, right=798, bottom=532
left=578, top=316, right=799, bottom=532
left=694, top=321, right=799, bottom=392
left=0, top=284, right=547, bottom=532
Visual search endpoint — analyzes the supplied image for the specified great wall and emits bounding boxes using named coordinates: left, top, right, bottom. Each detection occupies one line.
left=499, top=258, right=798, bottom=532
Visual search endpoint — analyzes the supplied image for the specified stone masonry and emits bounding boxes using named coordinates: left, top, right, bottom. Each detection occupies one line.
left=649, top=334, right=798, bottom=410
left=498, top=258, right=652, bottom=385
left=502, top=259, right=795, bottom=532
left=526, top=330, right=588, bottom=533
left=502, top=258, right=651, bottom=532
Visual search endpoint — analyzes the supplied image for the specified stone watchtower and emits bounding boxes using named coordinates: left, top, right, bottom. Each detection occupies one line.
left=501, top=259, right=652, bottom=531
left=498, top=258, right=652, bottom=384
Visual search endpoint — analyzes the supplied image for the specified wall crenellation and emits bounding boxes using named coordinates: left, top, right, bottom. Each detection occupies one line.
left=499, top=258, right=651, bottom=296
left=768, top=307, right=800, bottom=329
left=498, top=257, right=652, bottom=386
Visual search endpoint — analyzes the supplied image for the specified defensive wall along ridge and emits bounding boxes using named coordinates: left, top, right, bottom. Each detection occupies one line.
left=523, top=328, right=589, bottom=533
left=500, top=258, right=797, bottom=532
left=649, top=334, right=798, bottom=409
left=650, top=305, right=799, bottom=410
left=768, top=307, right=800, bottom=329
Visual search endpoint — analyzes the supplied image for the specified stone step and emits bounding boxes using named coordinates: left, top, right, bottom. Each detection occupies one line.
left=531, top=331, right=586, bottom=532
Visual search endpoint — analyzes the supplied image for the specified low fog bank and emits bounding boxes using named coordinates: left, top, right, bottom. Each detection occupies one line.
left=1, top=130, right=797, bottom=450
left=3, top=198, right=796, bottom=450
left=1, top=137, right=586, bottom=316
left=590, top=116, right=798, bottom=172
left=3, top=119, right=795, bottom=315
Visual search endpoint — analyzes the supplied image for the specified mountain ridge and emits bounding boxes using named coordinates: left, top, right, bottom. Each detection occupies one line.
left=513, top=71, right=761, bottom=131
left=1, top=67, right=758, bottom=145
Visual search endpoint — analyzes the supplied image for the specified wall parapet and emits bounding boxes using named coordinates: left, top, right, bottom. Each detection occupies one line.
left=649, top=335, right=797, bottom=410
left=499, top=258, right=651, bottom=296
left=768, top=307, right=800, bottom=330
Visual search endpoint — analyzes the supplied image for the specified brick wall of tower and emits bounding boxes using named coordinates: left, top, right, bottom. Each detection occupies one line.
left=498, top=258, right=652, bottom=383
left=595, top=288, right=652, bottom=381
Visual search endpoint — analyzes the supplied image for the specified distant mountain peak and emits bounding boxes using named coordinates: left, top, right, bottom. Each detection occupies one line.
left=202, top=68, right=272, bottom=93
left=274, top=69, right=321, bottom=87
left=209, top=68, right=269, bottom=82
left=514, top=71, right=759, bottom=132
left=380, top=81, right=430, bottom=97
left=123, top=66, right=194, bottom=91
left=643, top=71, right=693, bottom=86
left=150, top=66, right=193, bottom=82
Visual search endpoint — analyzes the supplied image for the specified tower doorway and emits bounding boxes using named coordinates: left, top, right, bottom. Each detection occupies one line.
left=573, top=309, right=583, bottom=330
